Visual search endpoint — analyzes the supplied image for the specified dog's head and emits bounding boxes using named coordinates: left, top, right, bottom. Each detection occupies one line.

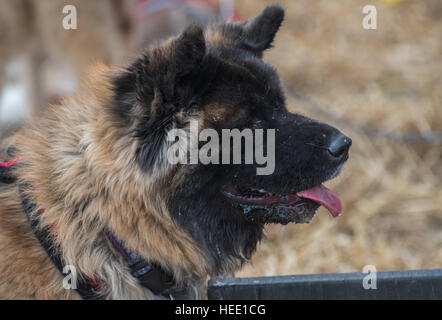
left=112, top=5, right=351, bottom=270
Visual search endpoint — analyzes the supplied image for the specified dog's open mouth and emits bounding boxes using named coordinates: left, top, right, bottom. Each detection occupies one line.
left=222, top=184, right=342, bottom=224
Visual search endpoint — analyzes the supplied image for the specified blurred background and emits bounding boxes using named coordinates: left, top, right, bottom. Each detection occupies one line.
left=0, top=0, right=441, bottom=276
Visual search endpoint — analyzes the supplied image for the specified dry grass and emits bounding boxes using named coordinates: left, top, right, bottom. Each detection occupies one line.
left=235, top=0, right=442, bottom=276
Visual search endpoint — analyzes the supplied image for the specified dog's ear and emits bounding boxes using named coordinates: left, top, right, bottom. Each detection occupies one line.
left=242, top=5, right=285, bottom=54
left=171, top=24, right=206, bottom=76
left=221, top=5, right=284, bottom=57
left=113, top=24, right=206, bottom=122
left=150, top=24, right=205, bottom=83
left=126, top=25, right=206, bottom=115
left=142, top=24, right=206, bottom=116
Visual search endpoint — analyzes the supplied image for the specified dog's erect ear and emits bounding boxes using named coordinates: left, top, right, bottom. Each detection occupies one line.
left=131, top=24, right=206, bottom=108
left=217, top=5, right=284, bottom=56
left=149, top=24, right=206, bottom=85
left=220, top=5, right=284, bottom=56
left=113, top=24, right=207, bottom=122
left=242, top=5, right=285, bottom=54
left=173, top=24, right=206, bottom=75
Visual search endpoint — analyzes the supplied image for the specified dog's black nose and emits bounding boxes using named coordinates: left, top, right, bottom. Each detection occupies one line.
left=328, top=134, right=352, bottom=159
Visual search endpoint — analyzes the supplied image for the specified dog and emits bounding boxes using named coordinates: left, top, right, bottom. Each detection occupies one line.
left=0, top=5, right=351, bottom=299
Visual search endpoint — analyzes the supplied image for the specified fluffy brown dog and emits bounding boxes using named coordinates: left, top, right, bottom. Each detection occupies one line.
left=0, top=5, right=351, bottom=299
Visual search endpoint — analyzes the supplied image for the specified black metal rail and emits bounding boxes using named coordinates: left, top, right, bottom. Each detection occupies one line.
left=208, top=269, right=442, bottom=300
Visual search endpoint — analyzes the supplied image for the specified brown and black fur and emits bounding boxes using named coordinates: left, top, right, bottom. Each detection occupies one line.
left=0, top=5, right=351, bottom=299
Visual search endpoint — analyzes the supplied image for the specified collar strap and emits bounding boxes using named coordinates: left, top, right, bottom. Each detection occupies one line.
left=18, top=183, right=101, bottom=300
left=104, top=229, right=184, bottom=295
left=4, top=157, right=186, bottom=299
left=18, top=182, right=184, bottom=298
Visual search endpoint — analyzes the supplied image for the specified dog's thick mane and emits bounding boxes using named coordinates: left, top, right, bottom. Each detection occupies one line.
left=10, top=66, right=214, bottom=298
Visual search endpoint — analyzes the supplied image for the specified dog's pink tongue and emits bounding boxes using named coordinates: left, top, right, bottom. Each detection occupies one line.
left=297, top=184, right=342, bottom=217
